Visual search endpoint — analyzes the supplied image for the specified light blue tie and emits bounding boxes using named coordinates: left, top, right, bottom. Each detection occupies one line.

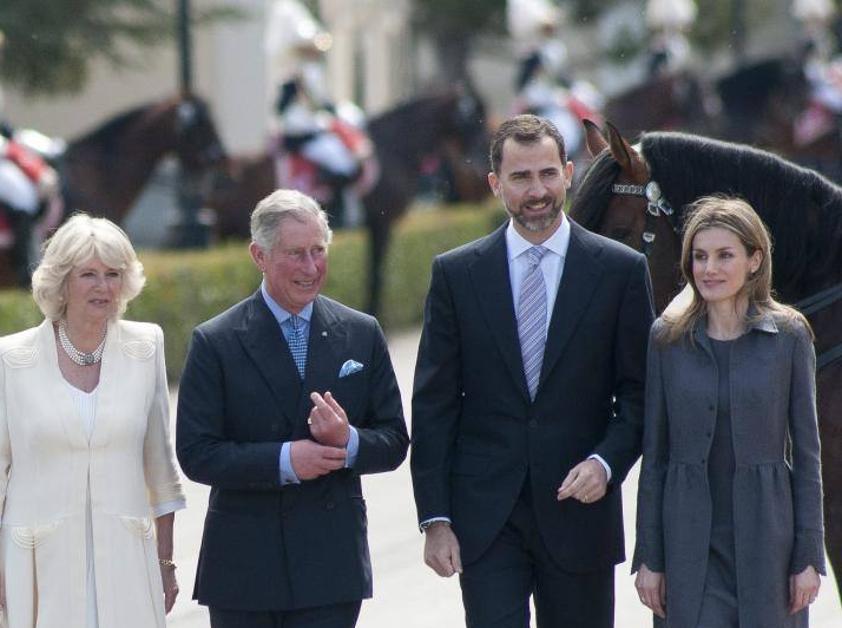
left=518, top=246, right=548, bottom=400
left=287, top=315, right=307, bottom=379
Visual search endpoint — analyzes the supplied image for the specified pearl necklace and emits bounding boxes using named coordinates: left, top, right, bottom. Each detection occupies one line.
left=58, top=320, right=106, bottom=366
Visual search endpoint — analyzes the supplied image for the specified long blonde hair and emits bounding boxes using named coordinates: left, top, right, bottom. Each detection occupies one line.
left=657, top=195, right=811, bottom=344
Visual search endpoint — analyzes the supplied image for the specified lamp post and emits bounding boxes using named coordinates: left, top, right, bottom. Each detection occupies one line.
left=178, top=0, right=193, bottom=94
left=171, top=0, right=211, bottom=248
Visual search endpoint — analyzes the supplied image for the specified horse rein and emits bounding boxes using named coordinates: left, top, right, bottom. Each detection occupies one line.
left=610, top=179, right=679, bottom=256
left=609, top=179, right=842, bottom=370
left=794, top=283, right=842, bottom=369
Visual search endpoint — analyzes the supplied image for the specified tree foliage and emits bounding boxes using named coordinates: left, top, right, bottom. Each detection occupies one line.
left=0, top=0, right=232, bottom=95
left=413, top=0, right=507, bottom=39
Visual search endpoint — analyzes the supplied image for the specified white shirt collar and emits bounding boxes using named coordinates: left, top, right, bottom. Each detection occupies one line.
left=505, top=213, right=571, bottom=262
left=260, top=280, right=314, bottom=325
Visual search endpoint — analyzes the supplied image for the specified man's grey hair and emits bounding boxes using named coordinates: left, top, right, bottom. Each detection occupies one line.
left=250, top=189, right=333, bottom=251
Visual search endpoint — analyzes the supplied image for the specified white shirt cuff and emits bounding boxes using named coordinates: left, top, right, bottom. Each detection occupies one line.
left=588, top=454, right=612, bottom=483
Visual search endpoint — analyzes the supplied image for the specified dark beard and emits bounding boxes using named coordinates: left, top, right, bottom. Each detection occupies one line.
left=508, top=198, right=563, bottom=233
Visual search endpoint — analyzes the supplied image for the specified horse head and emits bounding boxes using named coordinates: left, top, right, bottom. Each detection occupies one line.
left=572, top=120, right=683, bottom=312
left=439, top=84, right=491, bottom=202
left=172, top=94, right=227, bottom=173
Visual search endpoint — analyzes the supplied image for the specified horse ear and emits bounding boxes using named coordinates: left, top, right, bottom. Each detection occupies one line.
left=584, top=119, right=608, bottom=157
left=605, top=121, right=641, bottom=177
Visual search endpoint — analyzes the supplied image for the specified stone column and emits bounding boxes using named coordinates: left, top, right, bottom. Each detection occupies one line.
left=320, top=0, right=357, bottom=105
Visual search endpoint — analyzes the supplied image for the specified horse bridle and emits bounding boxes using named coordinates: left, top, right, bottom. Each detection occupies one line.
left=610, top=179, right=680, bottom=257
left=176, top=101, right=224, bottom=166
left=610, top=178, right=842, bottom=370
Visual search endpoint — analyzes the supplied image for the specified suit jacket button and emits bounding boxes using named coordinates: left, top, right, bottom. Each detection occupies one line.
left=326, top=501, right=336, bottom=510
left=529, top=419, right=537, bottom=428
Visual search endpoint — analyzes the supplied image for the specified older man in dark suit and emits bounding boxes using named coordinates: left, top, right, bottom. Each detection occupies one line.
left=176, top=188, right=408, bottom=628
left=410, top=115, right=655, bottom=628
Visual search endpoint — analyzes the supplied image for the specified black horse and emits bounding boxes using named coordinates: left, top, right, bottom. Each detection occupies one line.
left=209, top=86, right=489, bottom=315
left=570, top=122, right=842, bottom=601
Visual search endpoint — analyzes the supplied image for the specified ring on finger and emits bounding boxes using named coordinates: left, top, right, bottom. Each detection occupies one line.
left=307, top=417, right=313, bottom=425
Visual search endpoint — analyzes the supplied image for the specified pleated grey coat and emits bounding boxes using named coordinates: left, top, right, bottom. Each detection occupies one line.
left=633, top=314, right=825, bottom=628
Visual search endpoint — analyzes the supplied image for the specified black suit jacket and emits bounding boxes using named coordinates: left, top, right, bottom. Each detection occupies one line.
left=176, top=291, right=408, bottom=611
left=410, top=220, right=654, bottom=570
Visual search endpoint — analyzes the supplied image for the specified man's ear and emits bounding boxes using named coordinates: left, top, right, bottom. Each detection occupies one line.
left=249, top=241, right=265, bottom=272
left=488, top=172, right=500, bottom=197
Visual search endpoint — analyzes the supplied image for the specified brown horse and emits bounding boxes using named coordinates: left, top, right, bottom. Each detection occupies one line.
left=0, top=94, right=226, bottom=287
left=603, top=70, right=715, bottom=141
left=208, top=87, right=489, bottom=315
left=712, top=55, right=842, bottom=184
left=62, top=94, right=226, bottom=222
left=569, top=121, right=842, bottom=600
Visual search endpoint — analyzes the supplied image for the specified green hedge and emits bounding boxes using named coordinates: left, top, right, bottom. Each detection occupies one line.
left=0, top=204, right=502, bottom=380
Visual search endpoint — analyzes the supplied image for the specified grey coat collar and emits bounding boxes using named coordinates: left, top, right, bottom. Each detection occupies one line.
left=692, top=307, right=779, bottom=350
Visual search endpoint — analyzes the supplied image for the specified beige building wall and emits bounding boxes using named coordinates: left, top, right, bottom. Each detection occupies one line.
left=3, top=1, right=269, bottom=154
left=3, top=0, right=412, bottom=154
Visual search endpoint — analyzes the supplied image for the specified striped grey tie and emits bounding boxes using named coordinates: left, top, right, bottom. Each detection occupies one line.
left=518, top=246, right=548, bottom=400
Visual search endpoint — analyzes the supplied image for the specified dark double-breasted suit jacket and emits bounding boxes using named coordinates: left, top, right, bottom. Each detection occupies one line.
left=411, top=220, right=655, bottom=571
left=176, top=292, right=408, bottom=611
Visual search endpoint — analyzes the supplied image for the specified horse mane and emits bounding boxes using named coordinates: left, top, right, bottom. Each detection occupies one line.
left=569, top=149, right=620, bottom=230
left=70, top=103, right=154, bottom=152
left=572, top=131, right=842, bottom=301
left=367, top=91, right=458, bottom=141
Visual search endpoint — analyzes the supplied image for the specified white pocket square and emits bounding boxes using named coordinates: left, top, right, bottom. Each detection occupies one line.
left=339, top=359, right=364, bottom=378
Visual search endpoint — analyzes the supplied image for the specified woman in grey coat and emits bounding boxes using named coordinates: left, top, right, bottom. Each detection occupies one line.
left=633, top=196, right=825, bottom=628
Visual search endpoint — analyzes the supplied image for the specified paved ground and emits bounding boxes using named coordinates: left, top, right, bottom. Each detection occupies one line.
left=168, top=327, right=841, bottom=627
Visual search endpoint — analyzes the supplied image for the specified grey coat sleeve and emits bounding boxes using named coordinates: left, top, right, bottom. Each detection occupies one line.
left=787, top=322, right=826, bottom=575
left=632, top=322, right=668, bottom=573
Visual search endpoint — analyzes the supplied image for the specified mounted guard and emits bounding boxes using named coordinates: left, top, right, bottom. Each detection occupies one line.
left=507, top=0, right=603, bottom=162
left=0, top=34, right=63, bottom=286
left=645, top=0, right=696, bottom=76
left=793, top=0, right=842, bottom=147
left=265, top=0, right=374, bottom=227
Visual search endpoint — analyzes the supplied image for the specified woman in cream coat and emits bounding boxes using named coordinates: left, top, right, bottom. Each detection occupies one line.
left=0, top=213, right=185, bottom=627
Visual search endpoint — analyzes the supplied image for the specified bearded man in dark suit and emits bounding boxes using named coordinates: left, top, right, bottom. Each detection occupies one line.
left=177, top=188, right=408, bottom=628
left=411, top=115, right=655, bottom=628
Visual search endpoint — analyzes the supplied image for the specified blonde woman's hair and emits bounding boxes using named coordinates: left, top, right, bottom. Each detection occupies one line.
left=658, top=195, right=811, bottom=344
left=31, top=213, right=146, bottom=320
